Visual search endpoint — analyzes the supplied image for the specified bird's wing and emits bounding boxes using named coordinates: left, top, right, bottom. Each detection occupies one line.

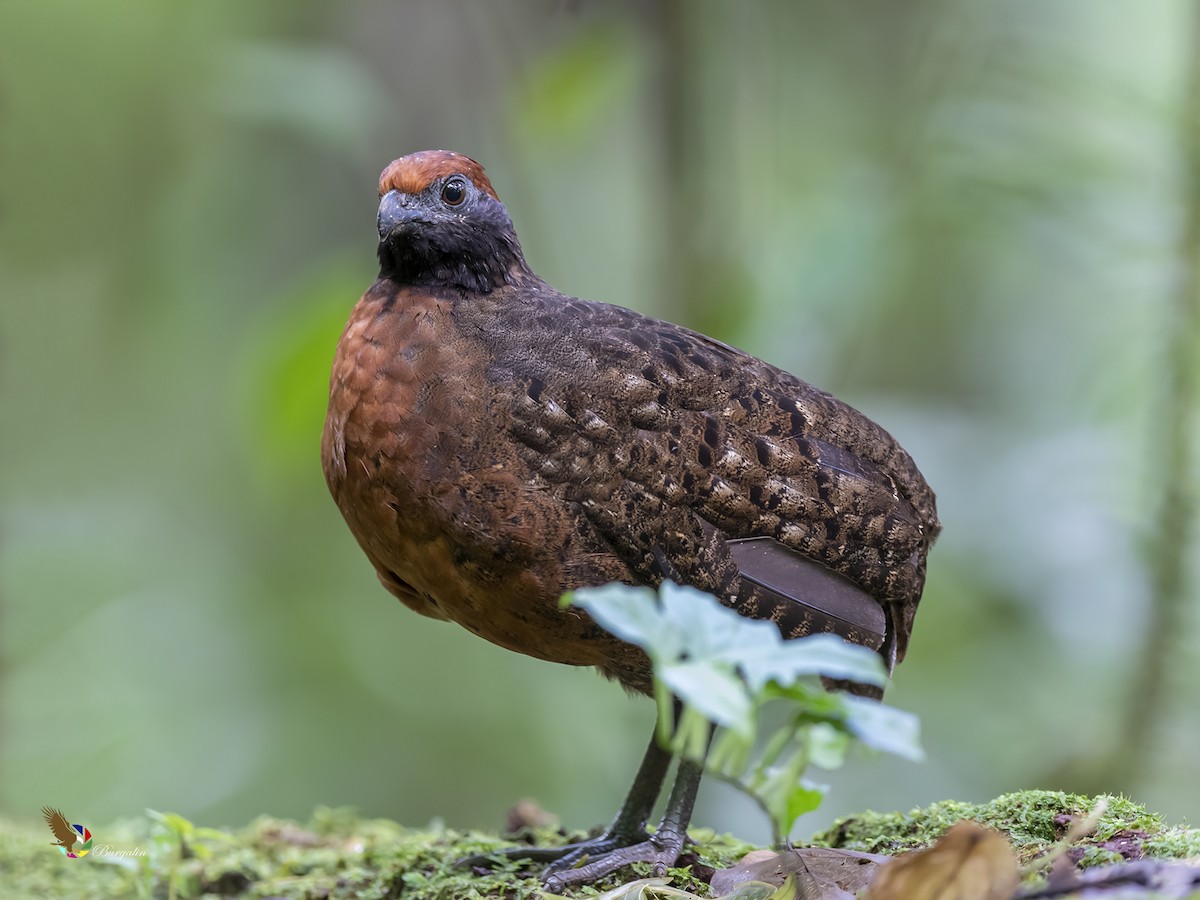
left=491, top=294, right=939, bottom=662
left=42, top=807, right=75, bottom=844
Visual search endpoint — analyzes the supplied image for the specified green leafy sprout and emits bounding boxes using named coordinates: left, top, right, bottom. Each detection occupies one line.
left=565, top=582, right=923, bottom=844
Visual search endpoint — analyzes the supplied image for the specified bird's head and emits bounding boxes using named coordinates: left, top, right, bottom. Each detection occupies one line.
left=375, top=150, right=531, bottom=293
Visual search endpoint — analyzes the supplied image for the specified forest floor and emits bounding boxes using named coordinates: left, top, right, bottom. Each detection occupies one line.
left=2, top=790, right=1198, bottom=899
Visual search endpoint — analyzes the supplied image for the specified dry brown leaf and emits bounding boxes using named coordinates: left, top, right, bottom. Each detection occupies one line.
left=863, top=820, right=1019, bottom=900
left=540, top=876, right=786, bottom=900
left=711, top=846, right=890, bottom=898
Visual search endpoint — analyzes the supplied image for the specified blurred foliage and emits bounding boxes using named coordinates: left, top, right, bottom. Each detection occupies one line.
left=242, top=264, right=367, bottom=489
left=2, top=0, right=1198, bottom=859
left=517, top=22, right=641, bottom=145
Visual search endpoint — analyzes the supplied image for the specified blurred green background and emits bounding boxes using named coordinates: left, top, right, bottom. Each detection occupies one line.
left=3, top=0, right=1198, bottom=845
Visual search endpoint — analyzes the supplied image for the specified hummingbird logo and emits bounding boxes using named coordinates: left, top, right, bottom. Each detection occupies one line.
left=41, top=806, right=93, bottom=858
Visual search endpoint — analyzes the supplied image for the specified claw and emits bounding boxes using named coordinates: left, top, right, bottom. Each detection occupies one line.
left=455, top=827, right=652, bottom=875
left=459, top=724, right=702, bottom=888
left=540, top=834, right=689, bottom=889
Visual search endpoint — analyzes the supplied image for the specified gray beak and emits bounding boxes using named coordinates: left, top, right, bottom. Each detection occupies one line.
left=378, top=190, right=421, bottom=239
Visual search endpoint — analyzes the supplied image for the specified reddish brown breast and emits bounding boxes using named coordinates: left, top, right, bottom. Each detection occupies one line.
left=321, top=279, right=644, bottom=675
left=322, top=281, right=450, bottom=616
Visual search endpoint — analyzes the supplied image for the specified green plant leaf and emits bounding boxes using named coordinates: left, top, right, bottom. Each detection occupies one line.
left=661, top=660, right=753, bottom=738
left=709, top=726, right=755, bottom=778
left=805, top=722, right=852, bottom=770
left=671, top=703, right=720, bottom=761
left=146, top=810, right=193, bottom=837
left=570, top=584, right=681, bottom=661
left=659, top=581, right=783, bottom=664
left=841, top=695, right=924, bottom=761
left=739, top=635, right=887, bottom=693
left=567, top=580, right=923, bottom=839
left=757, top=749, right=828, bottom=842
left=762, top=679, right=847, bottom=715
left=785, top=778, right=829, bottom=828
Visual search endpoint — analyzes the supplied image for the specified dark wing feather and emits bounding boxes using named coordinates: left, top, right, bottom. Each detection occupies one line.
left=474, top=290, right=939, bottom=665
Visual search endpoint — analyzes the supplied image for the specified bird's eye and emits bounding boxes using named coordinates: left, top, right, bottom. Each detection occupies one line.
left=441, top=178, right=467, bottom=207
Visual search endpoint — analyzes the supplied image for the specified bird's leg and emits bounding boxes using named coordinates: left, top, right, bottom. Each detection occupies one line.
left=457, top=724, right=672, bottom=868
left=542, top=728, right=713, bottom=890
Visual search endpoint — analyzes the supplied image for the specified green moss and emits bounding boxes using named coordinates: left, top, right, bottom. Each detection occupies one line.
left=1, top=794, right=1195, bottom=899
left=1144, top=828, right=1200, bottom=860
left=0, top=810, right=757, bottom=900
left=0, top=817, right=149, bottom=899
left=811, top=790, right=1198, bottom=869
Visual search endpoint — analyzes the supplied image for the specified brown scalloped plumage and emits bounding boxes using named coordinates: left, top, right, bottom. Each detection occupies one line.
left=325, top=151, right=940, bottom=696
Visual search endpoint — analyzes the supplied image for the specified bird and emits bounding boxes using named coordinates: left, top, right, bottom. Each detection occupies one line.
left=322, top=149, right=940, bottom=888
left=42, top=806, right=77, bottom=854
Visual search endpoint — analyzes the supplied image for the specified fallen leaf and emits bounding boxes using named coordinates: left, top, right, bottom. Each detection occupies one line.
left=726, top=882, right=787, bottom=900
left=540, top=874, right=785, bottom=900
left=711, top=847, right=890, bottom=898
left=738, top=849, right=784, bottom=867
left=540, top=876, right=679, bottom=900
left=863, top=820, right=1018, bottom=900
